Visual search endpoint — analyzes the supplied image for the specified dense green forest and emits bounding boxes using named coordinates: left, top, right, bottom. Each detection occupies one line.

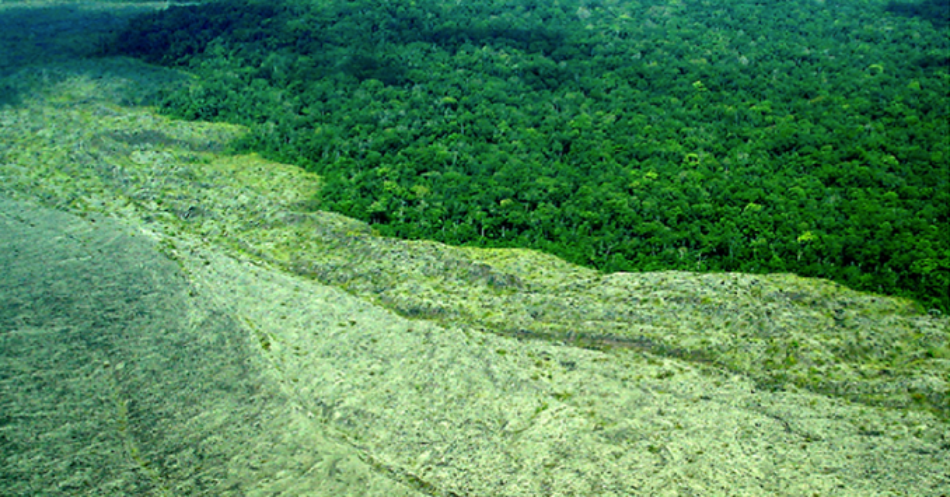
left=107, top=0, right=950, bottom=312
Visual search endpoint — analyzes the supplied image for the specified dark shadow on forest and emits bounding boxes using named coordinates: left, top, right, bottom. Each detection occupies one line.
left=0, top=3, right=196, bottom=110
left=885, top=0, right=950, bottom=28
left=0, top=2, right=162, bottom=106
left=99, top=1, right=283, bottom=66
left=884, top=0, right=950, bottom=70
left=104, top=0, right=566, bottom=87
left=0, top=3, right=153, bottom=72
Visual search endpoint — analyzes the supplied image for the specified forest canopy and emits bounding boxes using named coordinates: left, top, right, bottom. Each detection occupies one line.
left=107, top=0, right=950, bottom=312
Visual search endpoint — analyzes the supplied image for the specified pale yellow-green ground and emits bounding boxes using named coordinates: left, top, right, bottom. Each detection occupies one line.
left=0, top=2, right=947, bottom=495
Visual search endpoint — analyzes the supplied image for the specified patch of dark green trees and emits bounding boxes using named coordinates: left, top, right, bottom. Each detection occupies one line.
left=108, top=0, right=950, bottom=312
